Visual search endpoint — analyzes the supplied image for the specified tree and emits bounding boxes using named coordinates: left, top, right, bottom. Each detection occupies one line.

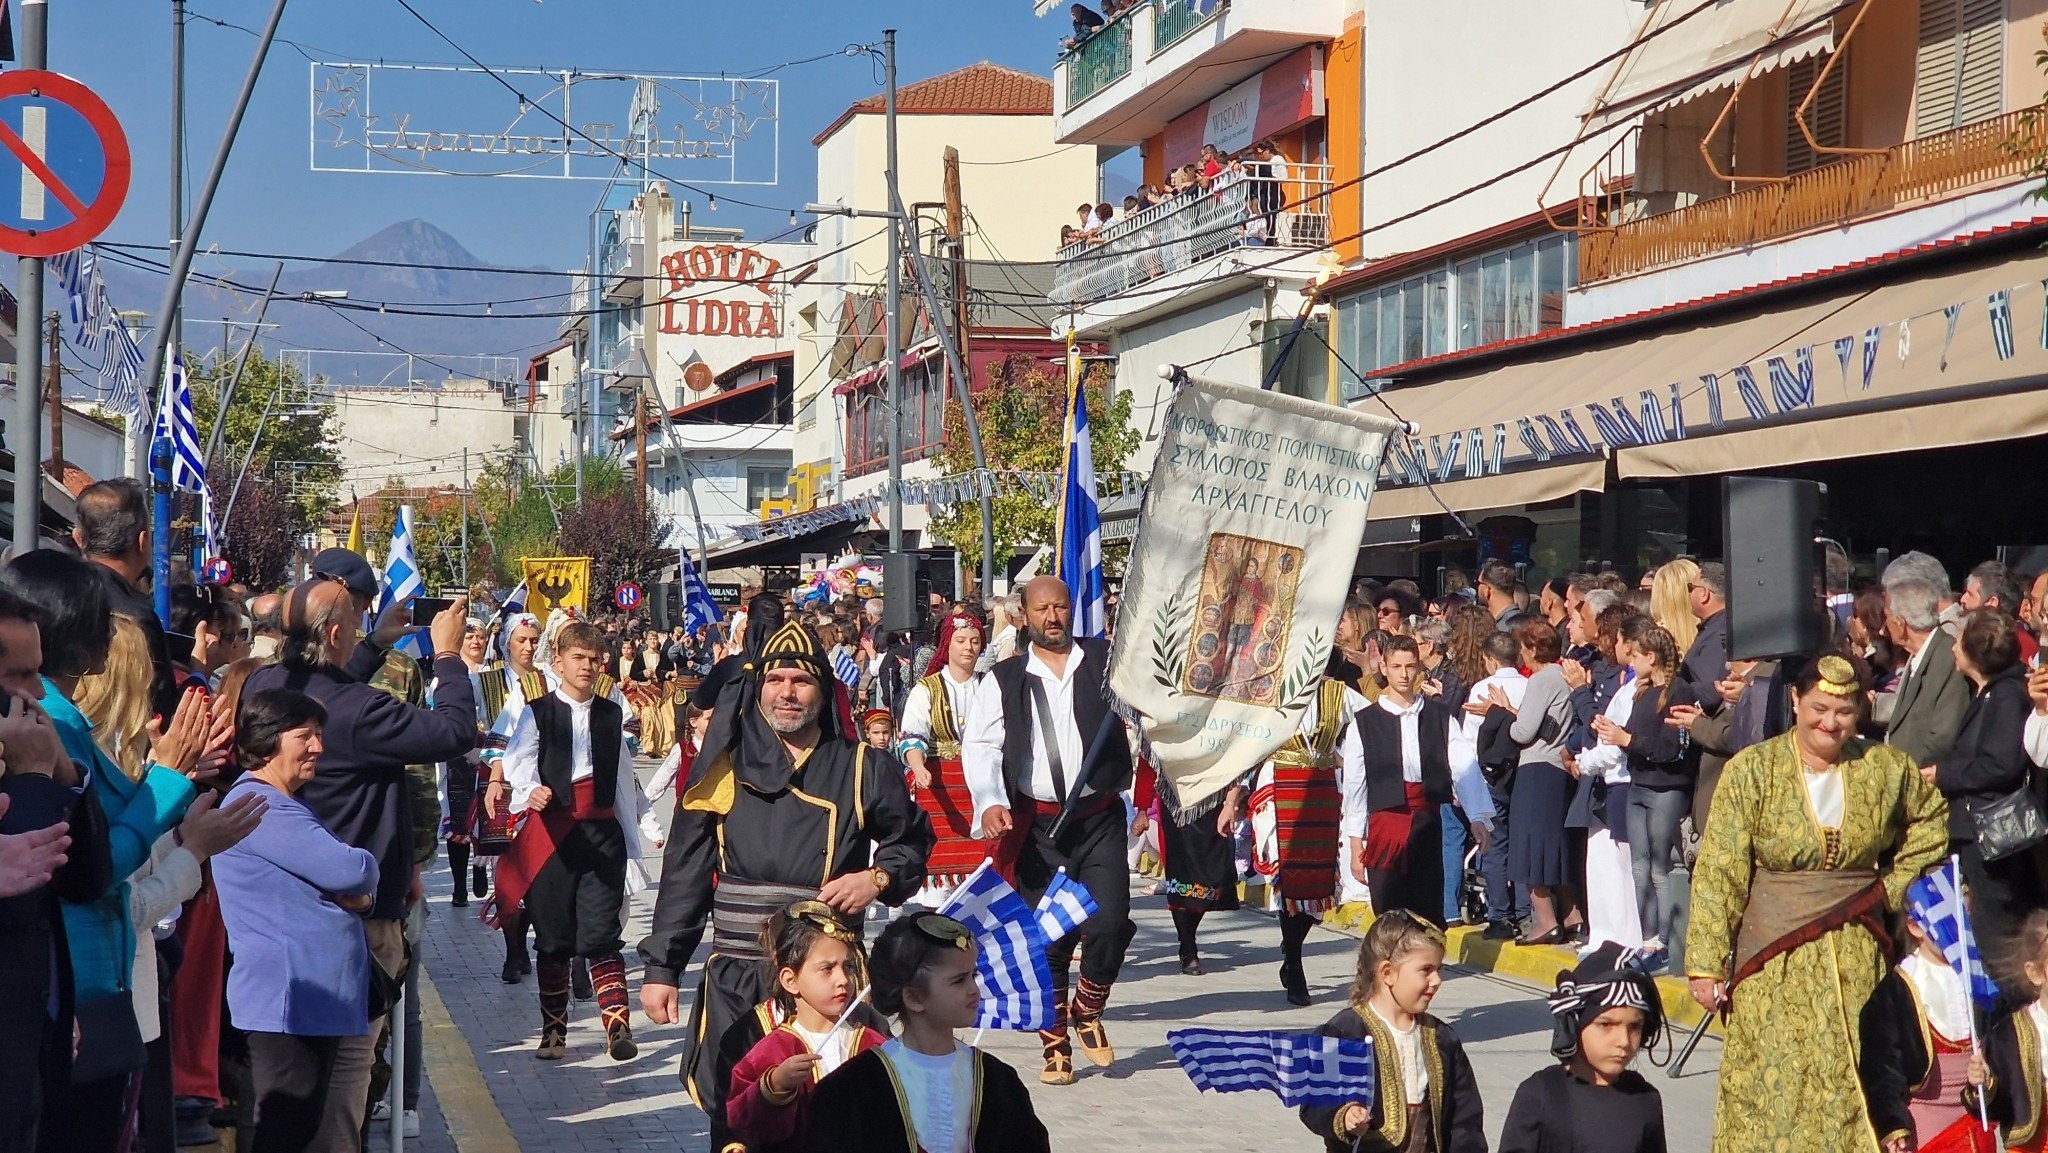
left=926, top=354, right=1139, bottom=574
left=211, top=474, right=304, bottom=591
left=555, top=456, right=673, bottom=609
left=188, top=350, right=343, bottom=526
left=474, top=453, right=565, bottom=586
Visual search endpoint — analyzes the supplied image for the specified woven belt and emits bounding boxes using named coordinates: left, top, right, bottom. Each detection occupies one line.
left=710, top=877, right=818, bottom=960
left=934, top=740, right=962, bottom=759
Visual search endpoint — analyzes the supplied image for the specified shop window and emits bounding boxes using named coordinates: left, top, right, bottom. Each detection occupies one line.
left=746, top=466, right=788, bottom=509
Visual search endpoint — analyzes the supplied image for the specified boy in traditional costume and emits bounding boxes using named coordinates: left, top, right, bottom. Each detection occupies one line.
left=496, top=620, right=648, bottom=1062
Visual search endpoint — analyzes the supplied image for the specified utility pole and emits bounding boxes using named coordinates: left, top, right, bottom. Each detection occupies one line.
left=882, top=28, right=914, bottom=632
left=943, top=146, right=972, bottom=375
left=460, top=447, right=469, bottom=588
left=634, top=389, right=648, bottom=518
left=170, top=0, right=185, bottom=373
left=11, top=0, right=46, bottom=555
left=43, top=313, right=61, bottom=480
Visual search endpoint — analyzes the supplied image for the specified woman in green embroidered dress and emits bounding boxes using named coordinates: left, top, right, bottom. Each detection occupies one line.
left=1685, top=655, right=1948, bottom=1153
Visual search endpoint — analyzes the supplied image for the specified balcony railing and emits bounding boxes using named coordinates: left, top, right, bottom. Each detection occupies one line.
left=1152, top=0, right=1226, bottom=53
left=1052, top=164, right=1333, bottom=305
left=1063, top=14, right=1133, bottom=107
left=1580, top=106, right=2048, bottom=283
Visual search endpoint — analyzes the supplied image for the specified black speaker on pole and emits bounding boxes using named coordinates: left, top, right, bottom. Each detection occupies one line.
left=1722, top=476, right=1828, bottom=660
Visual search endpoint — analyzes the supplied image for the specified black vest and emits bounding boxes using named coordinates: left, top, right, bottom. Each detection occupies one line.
left=1357, top=698, right=1453, bottom=812
left=530, top=692, right=624, bottom=812
left=989, top=636, right=1132, bottom=804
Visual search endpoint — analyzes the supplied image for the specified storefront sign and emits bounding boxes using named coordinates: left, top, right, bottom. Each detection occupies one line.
left=1163, top=45, right=1324, bottom=170
left=658, top=243, right=784, bottom=338
left=1203, top=76, right=1262, bottom=157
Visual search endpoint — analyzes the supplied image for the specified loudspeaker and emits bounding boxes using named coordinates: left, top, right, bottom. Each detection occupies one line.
left=881, top=553, right=920, bottom=633
left=1722, top=476, right=1827, bottom=660
left=651, top=581, right=678, bottom=632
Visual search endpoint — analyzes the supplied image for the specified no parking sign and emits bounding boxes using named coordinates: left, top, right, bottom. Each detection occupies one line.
left=615, top=581, right=643, bottom=612
left=0, top=71, right=131, bottom=257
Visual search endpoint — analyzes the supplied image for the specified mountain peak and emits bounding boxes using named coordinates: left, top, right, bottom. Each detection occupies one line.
left=331, top=218, right=487, bottom=268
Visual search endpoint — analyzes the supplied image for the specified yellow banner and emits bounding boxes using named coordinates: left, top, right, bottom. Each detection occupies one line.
left=521, top=557, right=593, bottom=617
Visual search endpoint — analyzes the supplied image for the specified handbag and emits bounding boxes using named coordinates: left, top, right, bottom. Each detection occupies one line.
left=71, top=994, right=146, bottom=1084
left=472, top=793, right=513, bottom=857
left=1967, top=780, right=2048, bottom=862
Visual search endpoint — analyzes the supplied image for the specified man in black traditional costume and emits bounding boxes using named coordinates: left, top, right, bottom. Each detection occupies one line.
left=638, top=618, right=933, bottom=1150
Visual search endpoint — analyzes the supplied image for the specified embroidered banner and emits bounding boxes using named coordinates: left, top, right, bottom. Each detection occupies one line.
left=1109, top=376, right=1404, bottom=816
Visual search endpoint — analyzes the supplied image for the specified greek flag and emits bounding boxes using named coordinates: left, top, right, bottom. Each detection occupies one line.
left=937, top=861, right=1058, bottom=1032
left=1908, top=859, right=2002, bottom=1014
left=1056, top=367, right=1106, bottom=639
left=380, top=506, right=430, bottom=659
left=831, top=648, right=861, bottom=688
left=1033, top=867, right=1097, bottom=943
left=1167, top=1028, right=1377, bottom=1107
left=100, top=323, right=143, bottom=417
left=154, top=353, right=207, bottom=493
left=50, top=248, right=92, bottom=329
left=680, top=551, right=723, bottom=636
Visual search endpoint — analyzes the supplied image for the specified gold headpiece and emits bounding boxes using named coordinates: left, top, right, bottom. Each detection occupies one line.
left=787, top=900, right=859, bottom=943
left=1813, top=655, right=1859, bottom=697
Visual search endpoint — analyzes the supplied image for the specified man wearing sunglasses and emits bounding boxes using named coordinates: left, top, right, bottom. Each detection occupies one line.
left=639, top=619, right=932, bottom=1142
left=963, top=574, right=1137, bottom=1087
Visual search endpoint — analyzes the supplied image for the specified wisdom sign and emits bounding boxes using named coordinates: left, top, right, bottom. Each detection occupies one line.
left=310, top=63, right=778, bottom=184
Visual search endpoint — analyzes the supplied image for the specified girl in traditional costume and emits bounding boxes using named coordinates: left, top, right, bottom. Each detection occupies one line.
left=1985, top=910, right=2048, bottom=1151
left=727, top=901, right=888, bottom=1153
left=1499, top=942, right=1668, bottom=1153
left=1684, top=654, right=1950, bottom=1153
left=804, top=911, right=1050, bottom=1153
left=1298, top=910, right=1486, bottom=1153
left=1131, top=757, right=1242, bottom=976
left=1249, top=673, right=1365, bottom=1004
left=896, top=613, right=987, bottom=895
left=1859, top=874, right=1995, bottom=1153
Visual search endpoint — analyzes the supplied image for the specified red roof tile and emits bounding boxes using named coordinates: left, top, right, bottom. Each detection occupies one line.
left=812, top=62, right=1053, bottom=145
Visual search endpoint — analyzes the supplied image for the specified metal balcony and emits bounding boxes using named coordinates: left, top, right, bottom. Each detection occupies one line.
left=1063, top=15, right=1133, bottom=107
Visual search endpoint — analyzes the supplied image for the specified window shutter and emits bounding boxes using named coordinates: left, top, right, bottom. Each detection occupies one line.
left=1916, top=0, right=2006, bottom=137
left=1785, top=54, right=1848, bottom=175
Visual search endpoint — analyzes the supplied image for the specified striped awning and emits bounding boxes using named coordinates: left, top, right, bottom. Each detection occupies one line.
left=1584, top=0, right=1841, bottom=132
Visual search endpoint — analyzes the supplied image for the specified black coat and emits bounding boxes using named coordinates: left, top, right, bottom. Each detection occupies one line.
left=1984, top=1002, right=2046, bottom=1146
left=1858, top=968, right=1937, bottom=1148
left=1623, top=678, right=1701, bottom=792
left=1299, top=1006, right=1486, bottom=1153
left=90, top=563, right=183, bottom=721
left=1933, top=665, right=2032, bottom=843
left=804, top=1046, right=1048, bottom=1153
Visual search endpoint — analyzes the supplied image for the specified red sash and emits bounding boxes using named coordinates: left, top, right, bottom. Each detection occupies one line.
left=483, top=779, right=611, bottom=928
left=1361, top=782, right=1426, bottom=871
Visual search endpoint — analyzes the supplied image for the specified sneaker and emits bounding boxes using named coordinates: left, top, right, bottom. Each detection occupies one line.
left=371, top=1106, right=421, bottom=1139
left=403, top=1110, right=421, bottom=1139
left=1633, top=947, right=1670, bottom=975
left=370, top=1101, right=389, bottom=1121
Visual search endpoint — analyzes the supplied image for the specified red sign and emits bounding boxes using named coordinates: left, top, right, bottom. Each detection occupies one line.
left=615, top=581, right=644, bottom=611
left=657, top=243, right=784, bottom=338
left=0, top=70, right=131, bottom=258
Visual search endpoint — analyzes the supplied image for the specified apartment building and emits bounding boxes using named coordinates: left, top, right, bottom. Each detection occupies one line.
left=1323, top=0, right=2048, bottom=579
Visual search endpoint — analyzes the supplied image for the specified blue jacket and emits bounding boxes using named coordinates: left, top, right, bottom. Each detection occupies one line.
left=46, top=679, right=197, bottom=1005
left=214, top=778, right=379, bottom=1036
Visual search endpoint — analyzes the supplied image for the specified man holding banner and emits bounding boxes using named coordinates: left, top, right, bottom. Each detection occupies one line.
left=964, top=574, right=1137, bottom=1087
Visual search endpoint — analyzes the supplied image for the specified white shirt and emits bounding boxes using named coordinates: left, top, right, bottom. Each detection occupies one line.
left=963, top=646, right=1087, bottom=831
left=1573, top=673, right=1638, bottom=785
left=2025, top=710, right=2048, bottom=770
left=1443, top=669, right=1524, bottom=830
left=500, top=687, right=650, bottom=892
left=1338, top=693, right=1466, bottom=839
left=898, top=669, right=980, bottom=751
left=1804, top=762, right=1845, bottom=828
left=882, top=1040, right=973, bottom=1153
left=1368, top=1003, right=1429, bottom=1104
left=1900, top=951, right=1971, bottom=1044
left=787, top=1021, right=857, bottom=1078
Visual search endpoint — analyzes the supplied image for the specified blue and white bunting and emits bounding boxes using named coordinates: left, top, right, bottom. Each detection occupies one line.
left=1167, top=1028, right=1377, bottom=1107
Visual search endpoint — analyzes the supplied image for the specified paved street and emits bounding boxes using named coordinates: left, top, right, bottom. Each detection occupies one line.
left=393, top=770, right=1721, bottom=1152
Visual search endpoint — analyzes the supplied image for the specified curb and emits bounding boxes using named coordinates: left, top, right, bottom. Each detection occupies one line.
left=1319, top=902, right=1721, bottom=1036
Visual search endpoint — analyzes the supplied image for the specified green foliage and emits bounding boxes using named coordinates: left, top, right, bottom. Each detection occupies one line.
left=187, top=350, right=342, bottom=525
left=926, top=355, right=1139, bottom=574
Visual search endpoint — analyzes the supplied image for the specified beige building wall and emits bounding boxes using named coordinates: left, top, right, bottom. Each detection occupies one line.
left=333, top=384, right=523, bottom=493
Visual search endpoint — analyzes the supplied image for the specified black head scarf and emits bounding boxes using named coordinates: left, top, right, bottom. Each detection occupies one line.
left=689, top=619, right=840, bottom=795
left=1545, top=942, right=1663, bottom=1060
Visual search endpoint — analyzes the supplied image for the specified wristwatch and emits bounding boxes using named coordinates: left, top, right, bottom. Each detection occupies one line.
left=869, top=866, right=890, bottom=893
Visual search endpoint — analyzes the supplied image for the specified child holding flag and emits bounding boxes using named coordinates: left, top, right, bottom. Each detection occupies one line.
left=1298, top=910, right=1486, bottom=1152
left=1860, top=866, right=1998, bottom=1153
left=726, top=901, right=888, bottom=1153
left=805, top=912, right=1050, bottom=1152
left=1976, top=909, right=2048, bottom=1150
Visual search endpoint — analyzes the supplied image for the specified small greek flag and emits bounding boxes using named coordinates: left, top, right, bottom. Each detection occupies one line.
left=680, top=551, right=723, bottom=636
left=154, top=353, right=207, bottom=493
left=831, top=648, right=861, bottom=688
left=378, top=505, right=431, bottom=660
left=937, top=861, right=1058, bottom=1032
left=1168, top=1028, right=1377, bottom=1107
left=1033, top=867, right=1097, bottom=944
left=1909, top=859, right=2002, bottom=1014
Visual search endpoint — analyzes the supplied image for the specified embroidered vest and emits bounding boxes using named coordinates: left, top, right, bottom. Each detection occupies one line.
left=919, top=673, right=966, bottom=759
left=529, top=693, right=623, bottom=812
left=1357, top=698, right=1454, bottom=812
left=1271, top=680, right=1348, bottom=769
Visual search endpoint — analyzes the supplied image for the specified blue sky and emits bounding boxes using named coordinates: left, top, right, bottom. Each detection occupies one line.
left=59, top=0, right=1063, bottom=270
